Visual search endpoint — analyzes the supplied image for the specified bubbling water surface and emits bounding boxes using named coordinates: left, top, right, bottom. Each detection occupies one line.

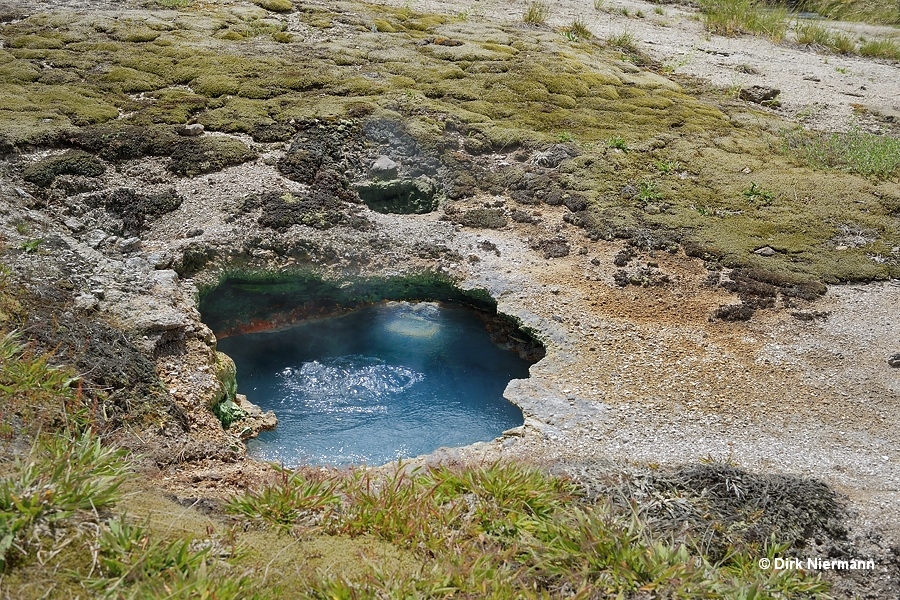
left=217, top=301, right=528, bottom=466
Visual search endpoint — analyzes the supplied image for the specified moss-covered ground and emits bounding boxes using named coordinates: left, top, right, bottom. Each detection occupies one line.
left=1, top=0, right=897, bottom=288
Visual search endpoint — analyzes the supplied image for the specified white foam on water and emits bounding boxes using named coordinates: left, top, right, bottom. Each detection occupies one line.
left=277, top=355, right=423, bottom=414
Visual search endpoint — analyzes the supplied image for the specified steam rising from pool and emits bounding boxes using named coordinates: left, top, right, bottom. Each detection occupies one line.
left=217, top=302, right=528, bottom=466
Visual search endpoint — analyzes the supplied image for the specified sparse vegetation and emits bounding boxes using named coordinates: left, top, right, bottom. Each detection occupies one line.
left=217, top=461, right=831, bottom=597
left=859, top=37, right=900, bottom=59
left=0, top=432, right=129, bottom=571
left=794, top=20, right=900, bottom=59
left=18, top=239, right=42, bottom=253
left=654, top=159, right=683, bottom=174
left=793, top=20, right=832, bottom=46
left=150, top=0, right=193, bottom=7
left=637, top=180, right=662, bottom=202
left=799, top=0, right=900, bottom=26
left=782, top=126, right=900, bottom=179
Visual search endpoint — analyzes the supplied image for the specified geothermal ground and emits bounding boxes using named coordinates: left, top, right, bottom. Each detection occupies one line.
left=0, top=0, right=899, bottom=596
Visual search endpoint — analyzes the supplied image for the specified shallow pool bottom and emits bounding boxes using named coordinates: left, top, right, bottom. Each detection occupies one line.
left=217, top=301, right=528, bottom=467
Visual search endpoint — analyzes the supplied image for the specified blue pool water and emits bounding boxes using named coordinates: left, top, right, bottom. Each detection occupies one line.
left=217, top=301, right=529, bottom=466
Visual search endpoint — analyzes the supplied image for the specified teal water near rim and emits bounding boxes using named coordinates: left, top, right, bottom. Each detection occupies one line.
left=217, top=301, right=528, bottom=467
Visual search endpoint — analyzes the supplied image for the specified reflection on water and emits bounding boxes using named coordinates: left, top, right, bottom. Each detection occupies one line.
left=218, top=301, right=528, bottom=466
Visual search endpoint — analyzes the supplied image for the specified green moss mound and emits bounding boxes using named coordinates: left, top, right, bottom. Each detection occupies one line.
left=252, top=0, right=293, bottom=13
left=168, top=137, right=256, bottom=176
left=22, top=151, right=104, bottom=187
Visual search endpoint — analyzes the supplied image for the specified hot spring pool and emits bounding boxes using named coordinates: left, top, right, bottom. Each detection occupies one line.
left=217, top=301, right=529, bottom=466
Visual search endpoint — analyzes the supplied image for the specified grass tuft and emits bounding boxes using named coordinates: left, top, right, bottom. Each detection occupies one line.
left=700, top=0, right=788, bottom=41
left=607, top=30, right=637, bottom=52
left=523, top=1, right=551, bottom=26
left=251, top=0, right=293, bottom=13
left=858, top=37, right=900, bottom=59
left=567, top=18, right=592, bottom=39
left=0, top=432, right=130, bottom=571
left=226, top=466, right=339, bottom=534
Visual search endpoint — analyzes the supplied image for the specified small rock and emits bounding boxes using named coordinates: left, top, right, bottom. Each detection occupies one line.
left=803, top=75, right=821, bottom=82
left=739, top=85, right=780, bottom=105
left=371, top=155, right=399, bottom=179
left=73, top=293, right=98, bottom=312
left=118, top=236, right=141, bottom=253
left=754, top=246, right=776, bottom=256
left=478, top=240, right=500, bottom=256
left=791, top=310, right=830, bottom=321
left=620, top=183, right=639, bottom=198
left=124, top=257, right=150, bottom=272
left=185, top=228, right=204, bottom=238
left=15, top=187, right=33, bottom=199
left=433, top=37, right=463, bottom=47
left=613, top=248, right=633, bottom=267
left=85, top=229, right=108, bottom=249
left=64, top=217, right=84, bottom=232
left=147, top=251, right=173, bottom=269
left=467, top=253, right=480, bottom=263
left=178, top=123, right=204, bottom=136
left=643, top=203, right=661, bottom=215
left=888, top=353, right=900, bottom=368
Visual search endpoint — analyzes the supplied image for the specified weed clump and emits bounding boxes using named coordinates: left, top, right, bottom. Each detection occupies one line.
left=243, top=185, right=369, bottom=231
left=22, top=151, right=105, bottom=188
left=94, top=187, right=183, bottom=235
left=67, top=125, right=180, bottom=161
left=0, top=432, right=130, bottom=571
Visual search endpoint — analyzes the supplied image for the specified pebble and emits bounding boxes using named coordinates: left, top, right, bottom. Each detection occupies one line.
left=178, top=123, right=205, bottom=136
